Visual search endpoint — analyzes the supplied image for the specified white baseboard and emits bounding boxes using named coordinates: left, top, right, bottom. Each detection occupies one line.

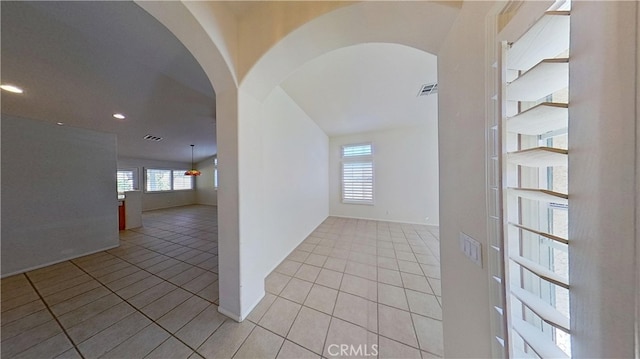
left=329, top=214, right=438, bottom=227
left=217, top=305, right=242, bottom=322
left=1, top=243, right=120, bottom=279
left=218, top=289, right=266, bottom=323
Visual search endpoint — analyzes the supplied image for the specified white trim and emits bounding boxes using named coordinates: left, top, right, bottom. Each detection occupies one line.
left=0, top=243, right=120, bottom=279
left=329, top=215, right=438, bottom=227
left=218, top=289, right=265, bottom=323
left=217, top=305, right=242, bottom=322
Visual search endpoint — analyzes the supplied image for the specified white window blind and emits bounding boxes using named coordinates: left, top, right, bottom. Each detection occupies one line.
left=342, top=161, right=373, bottom=203
left=493, top=1, right=571, bottom=358
left=342, top=143, right=372, bottom=157
left=341, top=143, right=373, bottom=204
left=146, top=169, right=171, bottom=192
left=145, top=169, right=193, bottom=192
left=116, top=170, right=134, bottom=192
left=173, top=171, right=193, bottom=190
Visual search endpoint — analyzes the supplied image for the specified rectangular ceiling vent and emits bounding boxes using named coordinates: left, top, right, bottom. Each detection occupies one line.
left=143, top=134, right=163, bottom=141
left=418, top=83, right=438, bottom=97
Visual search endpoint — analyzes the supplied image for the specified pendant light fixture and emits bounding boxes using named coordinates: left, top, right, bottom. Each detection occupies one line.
left=185, top=144, right=201, bottom=176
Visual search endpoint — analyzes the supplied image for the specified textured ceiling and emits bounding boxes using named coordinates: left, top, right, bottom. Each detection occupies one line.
left=1, top=1, right=216, bottom=163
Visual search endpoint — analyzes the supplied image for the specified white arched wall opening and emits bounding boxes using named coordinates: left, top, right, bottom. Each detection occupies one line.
left=235, top=1, right=459, bottom=321
left=138, top=0, right=460, bottom=322
left=134, top=1, right=245, bottom=319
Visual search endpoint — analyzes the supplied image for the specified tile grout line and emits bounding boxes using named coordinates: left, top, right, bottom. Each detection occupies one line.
left=117, top=232, right=219, bottom=276
left=281, top=264, right=321, bottom=351
left=321, top=237, right=350, bottom=358
left=8, top=209, right=441, bottom=359
left=22, top=274, right=97, bottom=310
left=407, top=238, right=437, bottom=356
left=23, top=273, right=87, bottom=359
left=116, top=238, right=217, bottom=274
left=67, top=259, right=217, bottom=358
left=285, top=254, right=436, bottom=306
left=98, top=214, right=223, bottom=354
left=100, top=239, right=219, bottom=303
left=228, top=325, right=260, bottom=359
left=317, top=222, right=441, bottom=355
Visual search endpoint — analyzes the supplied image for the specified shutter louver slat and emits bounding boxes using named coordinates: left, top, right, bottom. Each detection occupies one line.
left=506, top=59, right=569, bottom=101
left=509, top=255, right=569, bottom=289
left=507, top=12, right=570, bottom=71
left=508, top=187, right=568, bottom=205
left=509, top=223, right=568, bottom=245
left=506, top=102, right=568, bottom=135
left=511, top=286, right=570, bottom=332
left=507, top=147, right=568, bottom=167
left=512, top=318, right=570, bottom=359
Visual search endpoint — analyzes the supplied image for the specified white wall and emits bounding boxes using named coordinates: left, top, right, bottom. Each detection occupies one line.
left=260, top=87, right=329, bottom=270
left=117, top=157, right=197, bottom=211
left=233, top=86, right=329, bottom=319
left=569, top=2, right=638, bottom=357
left=196, top=156, right=217, bottom=206
left=329, top=124, right=439, bottom=225
left=636, top=2, right=640, bottom=352
left=437, top=2, right=496, bottom=357
left=1, top=115, right=119, bottom=276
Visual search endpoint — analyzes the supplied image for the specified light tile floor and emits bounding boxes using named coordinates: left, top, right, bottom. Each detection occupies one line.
left=1, top=205, right=442, bottom=359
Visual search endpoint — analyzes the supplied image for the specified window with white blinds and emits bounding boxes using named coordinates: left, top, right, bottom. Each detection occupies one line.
left=497, top=1, right=571, bottom=358
left=341, top=143, right=373, bottom=204
left=116, top=170, right=135, bottom=192
left=172, top=171, right=193, bottom=190
left=145, top=168, right=193, bottom=192
left=342, top=143, right=372, bottom=157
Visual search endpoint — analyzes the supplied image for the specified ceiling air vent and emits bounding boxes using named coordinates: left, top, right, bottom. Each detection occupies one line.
left=418, top=83, right=438, bottom=97
left=143, top=134, right=163, bottom=141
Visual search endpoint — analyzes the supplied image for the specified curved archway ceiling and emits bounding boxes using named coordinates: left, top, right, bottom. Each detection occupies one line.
left=1, top=1, right=216, bottom=163
left=240, top=1, right=459, bottom=102
left=281, top=43, right=438, bottom=136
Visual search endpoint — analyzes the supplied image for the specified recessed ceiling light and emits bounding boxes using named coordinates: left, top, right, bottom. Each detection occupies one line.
left=113, top=113, right=126, bottom=120
left=0, top=84, right=24, bottom=94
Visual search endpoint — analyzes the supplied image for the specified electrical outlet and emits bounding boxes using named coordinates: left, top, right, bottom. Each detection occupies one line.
left=459, top=232, right=482, bottom=267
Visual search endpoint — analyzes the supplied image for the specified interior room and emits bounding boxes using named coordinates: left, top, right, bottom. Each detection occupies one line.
left=1, top=1, right=638, bottom=359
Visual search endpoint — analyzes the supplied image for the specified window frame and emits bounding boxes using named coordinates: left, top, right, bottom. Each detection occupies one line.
left=117, top=168, right=139, bottom=192
left=496, top=4, right=571, bottom=357
left=144, top=168, right=194, bottom=193
left=341, top=143, right=374, bottom=205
